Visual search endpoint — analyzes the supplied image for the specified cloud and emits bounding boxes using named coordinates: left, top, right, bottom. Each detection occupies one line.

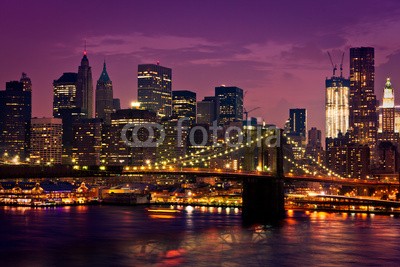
left=84, top=33, right=223, bottom=58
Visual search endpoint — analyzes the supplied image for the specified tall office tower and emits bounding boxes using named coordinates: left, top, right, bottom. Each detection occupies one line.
left=53, top=72, right=84, bottom=164
left=379, top=78, right=396, bottom=134
left=113, top=98, right=121, bottom=111
left=76, top=50, right=94, bottom=118
left=53, top=72, right=78, bottom=117
left=377, top=78, right=398, bottom=173
left=72, top=118, right=102, bottom=166
left=172, top=90, right=196, bottom=125
left=20, top=72, right=32, bottom=92
left=106, top=109, right=158, bottom=165
left=325, top=76, right=350, bottom=138
left=349, top=47, right=377, bottom=150
left=289, top=108, right=307, bottom=137
left=95, top=61, right=113, bottom=125
left=197, top=96, right=217, bottom=125
left=288, top=108, right=307, bottom=160
left=215, top=86, right=243, bottom=125
left=30, top=118, right=62, bottom=165
left=138, top=63, right=172, bottom=118
left=0, top=81, right=32, bottom=160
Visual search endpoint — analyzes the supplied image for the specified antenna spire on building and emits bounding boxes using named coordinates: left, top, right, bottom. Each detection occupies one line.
left=84, top=40, right=87, bottom=56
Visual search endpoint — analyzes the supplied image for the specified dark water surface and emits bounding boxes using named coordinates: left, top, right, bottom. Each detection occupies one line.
left=1, top=205, right=400, bottom=266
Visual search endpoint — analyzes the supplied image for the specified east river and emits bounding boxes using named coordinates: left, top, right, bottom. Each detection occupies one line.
left=1, top=205, right=400, bottom=266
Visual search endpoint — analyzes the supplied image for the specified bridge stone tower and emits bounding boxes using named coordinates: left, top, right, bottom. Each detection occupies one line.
left=242, top=129, right=285, bottom=225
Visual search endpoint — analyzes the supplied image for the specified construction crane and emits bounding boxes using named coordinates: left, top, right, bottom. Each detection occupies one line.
left=327, top=51, right=337, bottom=77
left=244, top=107, right=261, bottom=124
left=339, top=52, right=345, bottom=77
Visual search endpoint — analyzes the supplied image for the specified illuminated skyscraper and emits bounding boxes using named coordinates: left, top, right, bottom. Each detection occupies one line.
left=53, top=72, right=85, bottom=163
left=138, top=63, right=172, bottom=118
left=0, top=80, right=31, bottom=160
left=172, top=90, right=196, bottom=125
left=289, top=109, right=306, bottom=137
left=53, top=72, right=78, bottom=117
left=76, top=50, right=94, bottom=118
left=377, top=78, right=398, bottom=171
left=30, top=118, right=62, bottom=165
left=349, top=47, right=377, bottom=149
left=325, top=76, right=350, bottom=138
left=96, top=61, right=113, bottom=125
left=288, top=108, right=307, bottom=159
left=379, top=78, right=395, bottom=133
left=215, top=86, right=243, bottom=125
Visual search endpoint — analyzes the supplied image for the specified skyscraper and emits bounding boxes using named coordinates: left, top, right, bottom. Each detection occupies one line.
left=289, top=108, right=307, bottom=137
left=349, top=47, right=377, bottom=149
left=379, top=78, right=395, bottom=134
left=30, top=118, right=62, bottom=165
left=288, top=108, right=307, bottom=160
left=0, top=80, right=32, bottom=160
left=215, top=86, right=243, bottom=125
left=197, top=96, right=217, bottom=125
left=53, top=72, right=78, bottom=117
left=76, top=50, right=94, bottom=118
left=377, top=78, right=398, bottom=171
left=325, top=76, right=350, bottom=138
left=96, top=61, right=113, bottom=125
left=138, top=63, right=172, bottom=118
left=172, top=90, right=196, bottom=125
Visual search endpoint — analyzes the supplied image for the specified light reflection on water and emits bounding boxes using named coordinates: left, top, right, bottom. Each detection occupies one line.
left=1, top=205, right=400, bottom=266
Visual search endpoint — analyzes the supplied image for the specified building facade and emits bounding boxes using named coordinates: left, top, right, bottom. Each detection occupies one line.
left=30, top=118, right=62, bottom=165
left=325, top=76, right=350, bottom=138
left=326, top=133, right=370, bottom=179
left=0, top=80, right=32, bottom=160
left=197, top=96, right=217, bottom=126
left=106, top=109, right=158, bottom=165
left=289, top=108, right=307, bottom=137
left=378, top=78, right=398, bottom=143
left=138, top=63, right=172, bottom=118
left=215, top=86, right=243, bottom=125
left=349, top=47, right=377, bottom=151
left=72, top=118, right=102, bottom=166
left=172, top=90, right=196, bottom=125
left=305, top=127, right=324, bottom=165
left=53, top=72, right=78, bottom=117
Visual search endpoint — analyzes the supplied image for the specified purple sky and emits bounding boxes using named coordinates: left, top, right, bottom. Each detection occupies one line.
left=1, top=0, right=400, bottom=138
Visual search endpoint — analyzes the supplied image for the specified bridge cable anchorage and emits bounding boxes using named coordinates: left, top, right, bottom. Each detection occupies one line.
left=282, top=133, right=342, bottom=178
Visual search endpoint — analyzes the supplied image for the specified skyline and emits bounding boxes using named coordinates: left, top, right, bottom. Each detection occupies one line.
left=2, top=1, right=400, bottom=137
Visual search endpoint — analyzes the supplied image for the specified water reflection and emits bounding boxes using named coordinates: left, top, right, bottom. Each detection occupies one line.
left=1, top=206, right=400, bottom=266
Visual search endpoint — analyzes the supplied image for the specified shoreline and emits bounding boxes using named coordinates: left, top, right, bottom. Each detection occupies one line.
left=2, top=201, right=400, bottom=218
